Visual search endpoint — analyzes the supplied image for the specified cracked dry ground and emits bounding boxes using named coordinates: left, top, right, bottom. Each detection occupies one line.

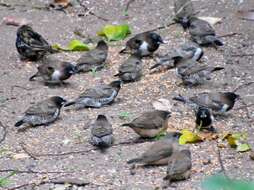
left=0, top=0, right=254, bottom=190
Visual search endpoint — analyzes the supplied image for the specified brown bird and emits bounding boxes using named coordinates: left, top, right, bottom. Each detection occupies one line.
left=162, top=149, right=192, bottom=188
left=173, top=92, right=240, bottom=114
left=122, top=110, right=171, bottom=138
left=29, top=56, right=76, bottom=85
left=188, top=17, right=223, bottom=47
left=119, top=31, right=164, bottom=57
left=76, top=40, right=108, bottom=73
left=114, top=53, right=142, bottom=83
left=15, top=96, right=66, bottom=127
left=127, top=138, right=181, bottom=166
left=89, top=114, right=114, bottom=149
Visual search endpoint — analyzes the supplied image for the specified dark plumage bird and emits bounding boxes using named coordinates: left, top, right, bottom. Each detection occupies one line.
left=188, top=17, right=223, bottom=47
left=173, top=92, right=240, bottom=114
left=119, top=31, right=164, bottom=57
left=162, top=149, right=192, bottom=188
left=174, top=0, right=196, bottom=29
left=15, top=96, right=66, bottom=127
left=89, top=115, right=114, bottom=149
left=122, top=110, right=171, bottom=138
left=16, top=25, right=56, bottom=61
left=175, top=59, right=224, bottom=86
left=114, top=53, right=142, bottom=83
left=195, top=107, right=214, bottom=131
left=64, top=80, right=122, bottom=109
left=150, top=43, right=203, bottom=70
left=29, top=57, right=76, bottom=85
left=127, top=138, right=181, bottom=166
left=76, top=40, right=108, bottom=73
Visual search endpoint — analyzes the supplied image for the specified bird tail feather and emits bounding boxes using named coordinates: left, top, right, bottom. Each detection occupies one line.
left=127, top=157, right=142, bottom=164
left=212, top=67, right=224, bottom=72
left=150, top=63, right=161, bottom=70
left=172, top=94, right=187, bottom=103
left=15, top=120, right=24, bottom=127
left=64, top=101, right=76, bottom=107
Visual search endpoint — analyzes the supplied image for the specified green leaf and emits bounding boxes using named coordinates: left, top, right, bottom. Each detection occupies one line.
left=236, top=143, right=251, bottom=152
left=179, top=129, right=202, bottom=145
left=97, top=24, right=131, bottom=41
left=202, top=174, right=254, bottom=190
left=119, top=111, right=131, bottom=120
left=224, top=133, right=251, bottom=152
left=52, top=40, right=90, bottom=52
left=153, top=130, right=167, bottom=140
left=0, top=171, right=16, bottom=187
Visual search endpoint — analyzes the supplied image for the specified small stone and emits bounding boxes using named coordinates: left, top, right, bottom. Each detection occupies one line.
left=250, top=151, right=254, bottom=160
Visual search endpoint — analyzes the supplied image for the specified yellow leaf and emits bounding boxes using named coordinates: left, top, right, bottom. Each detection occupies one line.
left=179, top=129, right=202, bottom=145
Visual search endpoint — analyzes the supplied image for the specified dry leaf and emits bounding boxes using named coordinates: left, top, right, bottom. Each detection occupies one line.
left=12, top=153, right=29, bottom=160
left=54, top=0, right=70, bottom=7
left=198, top=131, right=218, bottom=141
left=152, top=98, right=172, bottom=111
left=198, top=16, right=222, bottom=25
left=237, top=10, right=254, bottom=21
left=2, top=17, right=30, bottom=26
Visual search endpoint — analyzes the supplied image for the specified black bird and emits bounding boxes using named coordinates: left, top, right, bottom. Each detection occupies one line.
left=127, top=138, right=181, bottom=166
left=29, top=56, right=76, bottom=85
left=188, top=17, right=223, bottom=47
left=195, top=107, right=215, bottom=132
left=122, top=110, right=171, bottom=138
left=162, top=149, right=192, bottom=188
left=16, top=25, right=56, bottom=61
left=174, top=0, right=196, bottom=29
left=64, top=80, right=122, bottom=109
left=89, top=114, right=114, bottom=149
left=114, top=53, right=142, bottom=83
left=175, top=59, right=224, bottom=86
left=150, top=42, right=203, bottom=70
left=119, top=31, right=164, bottom=57
left=173, top=92, right=240, bottom=114
left=76, top=40, right=108, bottom=73
left=15, top=96, right=66, bottom=127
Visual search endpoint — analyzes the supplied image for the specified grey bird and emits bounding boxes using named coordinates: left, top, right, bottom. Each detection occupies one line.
left=122, top=110, right=171, bottom=138
left=64, top=80, right=122, bottom=109
left=162, top=149, right=192, bottom=188
left=15, top=96, right=66, bottom=127
left=119, top=31, right=164, bottom=57
left=173, top=92, right=240, bottom=114
left=175, top=59, right=224, bottom=86
left=188, top=17, right=223, bottom=47
left=16, top=25, right=56, bottom=61
left=114, top=53, right=142, bottom=83
left=150, top=42, right=203, bottom=70
left=127, top=138, right=181, bottom=166
left=89, top=114, right=114, bottom=149
left=174, top=0, right=196, bottom=29
left=76, top=40, right=108, bottom=73
left=29, top=56, right=76, bottom=85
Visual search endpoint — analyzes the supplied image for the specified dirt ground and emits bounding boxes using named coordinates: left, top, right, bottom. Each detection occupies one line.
left=0, top=0, right=254, bottom=189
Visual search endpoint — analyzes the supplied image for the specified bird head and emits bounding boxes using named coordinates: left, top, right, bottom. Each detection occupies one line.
left=197, top=107, right=210, bottom=119
left=225, top=92, right=240, bottom=102
left=109, top=80, right=123, bottom=90
left=97, top=114, right=108, bottom=121
left=96, top=40, right=108, bottom=51
left=63, top=62, right=78, bottom=75
left=149, top=32, right=164, bottom=44
left=181, top=16, right=191, bottom=30
left=50, top=96, right=67, bottom=107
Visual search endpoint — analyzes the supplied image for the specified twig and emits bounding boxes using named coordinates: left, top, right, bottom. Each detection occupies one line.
left=125, top=0, right=135, bottom=13
left=231, top=53, right=254, bottom=57
left=77, top=0, right=109, bottom=21
left=233, top=81, right=254, bottom=92
left=0, top=122, right=7, bottom=144
left=20, top=142, right=38, bottom=160
left=216, top=147, right=227, bottom=176
left=218, top=32, right=240, bottom=38
left=0, top=169, right=72, bottom=174
left=149, top=21, right=176, bottom=32
left=11, top=85, right=34, bottom=91
left=235, top=103, right=254, bottom=110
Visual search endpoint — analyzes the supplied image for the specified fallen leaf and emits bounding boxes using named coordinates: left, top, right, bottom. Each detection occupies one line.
left=12, top=153, right=29, bottom=160
left=179, top=129, right=202, bottom=145
left=198, top=131, right=218, bottom=141
left=152, top=98, right=172, bottom=111
left=237, top=9, right=254, bottom=21
left=223, top=133, right=251, bottom=152
left=236, top=143, right=251, bottom=152
left=97, top=24, right=131, bottom=41
left=198, top=16, right=222, bottom=25
left=2, top=16, right=30, bottom=26
left=53, top=0, right=70, bottom=8
left=52, top=40, right=90, bottom=52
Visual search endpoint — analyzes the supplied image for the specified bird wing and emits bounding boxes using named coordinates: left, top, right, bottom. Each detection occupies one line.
left=77, top=49, right=107, bottom=65
left=79, top=85, right=114, bottom=99
left=180, top=64, right=208, bottom=76
left=132, top=112, right=164, bottom=129
left=91, top=122, right=112, bottom=138
left=23, top=29, right=50, bottom=50
left=190, top=93, right=223, bottom=110
left=167, top=152, right=191, bottom=176
left=25, top=100, right=57, bottom=116
left=189, top=19, right=215, bottom=36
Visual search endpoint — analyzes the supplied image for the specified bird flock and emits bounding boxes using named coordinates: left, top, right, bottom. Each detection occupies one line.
left=13, top=0, right=241, bottom=188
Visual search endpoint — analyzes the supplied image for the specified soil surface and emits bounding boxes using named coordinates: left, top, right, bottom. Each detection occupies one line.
left=0, top=0, right=254, bottom=189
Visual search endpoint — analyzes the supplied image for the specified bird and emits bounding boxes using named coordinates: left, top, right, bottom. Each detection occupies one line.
left=162, top=149, right=192, bottom=188
left=15, top=96, right=66, bottom=127
left=150, top=42, right=203, bottom=70
left=75, top=40, right=108, bottom=73
left=127, top=138, right=181, bottom=166
left=64, top=80, right=122, bottom=109
left=89, top=114, right=114, bottom=150
left=173, top=92, right=240, bottom=114
left=195, top=107, right=215, bottom=132
left=16, top=25, right=56, bottom=61
left=187, top=17, right=223, bottom=47
left=29, top=56, right=77, bottom=85
left=119, top=31, right=164, bottom=57
left=175, top=59, right=224, bottom=86
left=174, top=0, right=196, bottom=29
left=114, top=53, right=142, bottom=83
left=122, top=110, right=171, bottom=138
